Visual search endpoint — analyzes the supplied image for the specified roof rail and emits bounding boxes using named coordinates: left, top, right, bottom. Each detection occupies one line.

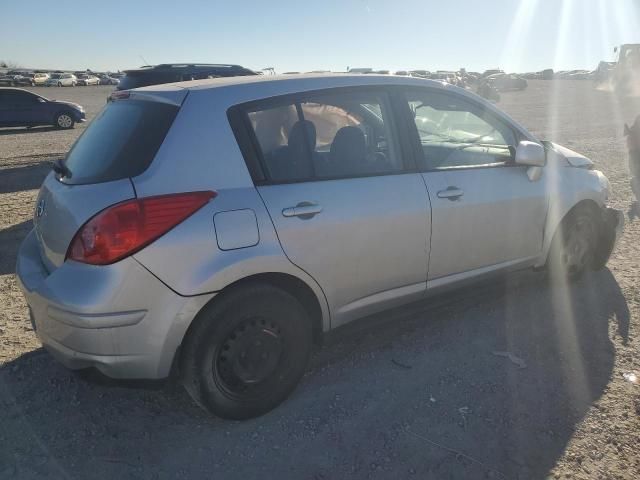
left=152, top=63, right=245, bottom=69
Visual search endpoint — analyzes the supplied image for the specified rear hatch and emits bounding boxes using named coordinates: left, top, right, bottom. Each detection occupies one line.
left=33, top=88, right=186, bottom=271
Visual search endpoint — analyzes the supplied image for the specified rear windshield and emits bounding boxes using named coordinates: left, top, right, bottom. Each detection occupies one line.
left=61, top=99, right=179, bottom=185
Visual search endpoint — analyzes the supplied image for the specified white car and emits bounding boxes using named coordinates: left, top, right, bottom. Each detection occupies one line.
left=33, top=73, right=49, bottom=85
left=77, top=74, right=100, bottom=86
left=45, top=73, right=77, bottom=87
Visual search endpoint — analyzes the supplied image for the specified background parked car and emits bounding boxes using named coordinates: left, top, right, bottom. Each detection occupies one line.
left=0, top=74, right=18, bottom=86
left=44, top=73, right=62, bottom=86
left=487, top=73, right=528, bottom=91
left=13, top=74, right=37, bottom=86
left=33, top=72, right=49, bottom=85
left=482, top=69, right=505, bottom=78
left=98, top=74, right=119, bottom=85
left=0, top=72, right=47, bottom=86
left=116, top=63, right=257, bottom=90
left=77, top=74, right=100, bottom=86
left=45, top=73, right=77, bottom=87
left=0, top=87, right=85, bottom=129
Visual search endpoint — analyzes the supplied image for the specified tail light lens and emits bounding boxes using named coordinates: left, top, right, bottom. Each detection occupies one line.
left=67, top=191, right=216, bottom=265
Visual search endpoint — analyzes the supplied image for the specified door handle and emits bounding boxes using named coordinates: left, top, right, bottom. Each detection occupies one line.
left=282, top=202, right=323, bottom=219
left=437, top=187, right=464, bottom=201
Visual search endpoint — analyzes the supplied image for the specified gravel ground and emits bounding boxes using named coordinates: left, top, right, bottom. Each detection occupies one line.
left=1, top=82, right=639, bottom=480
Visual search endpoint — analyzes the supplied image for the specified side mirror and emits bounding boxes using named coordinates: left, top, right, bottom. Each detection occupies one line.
left=514, top=141, right=545, bottom=167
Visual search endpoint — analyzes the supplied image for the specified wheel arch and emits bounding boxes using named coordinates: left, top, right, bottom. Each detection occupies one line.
left=169, top=271, right=329, bottom=378
left=211, top=272, right=326, bottom=343
left=540, top=198, right=602, bottom=265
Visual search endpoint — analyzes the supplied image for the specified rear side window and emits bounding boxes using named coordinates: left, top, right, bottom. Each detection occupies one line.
left=61, top=99, right=178, bottom=185
left=243, top=90, right=402, bottom=183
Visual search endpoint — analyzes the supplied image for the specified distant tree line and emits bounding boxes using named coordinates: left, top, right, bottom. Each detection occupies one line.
left=0, top=61, right=21, bottom=68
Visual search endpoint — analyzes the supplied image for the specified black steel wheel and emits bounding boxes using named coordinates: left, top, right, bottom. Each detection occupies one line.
left=182, top=283, right=313, bottom=419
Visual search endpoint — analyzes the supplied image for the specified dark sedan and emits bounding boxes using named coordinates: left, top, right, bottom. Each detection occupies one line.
left=0, top=88, right=85, bottom=129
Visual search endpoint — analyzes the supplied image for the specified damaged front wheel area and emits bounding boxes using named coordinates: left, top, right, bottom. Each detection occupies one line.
left=547, top=205, right=624, bottom=280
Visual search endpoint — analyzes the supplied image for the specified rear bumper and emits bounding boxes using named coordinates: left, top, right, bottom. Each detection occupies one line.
left=16, top=229, right=214, bottom=379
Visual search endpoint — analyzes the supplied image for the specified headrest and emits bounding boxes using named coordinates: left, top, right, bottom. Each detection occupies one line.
left=288, top=120, right=317, bottom=151
left=330, top=126, right=366, bottom=162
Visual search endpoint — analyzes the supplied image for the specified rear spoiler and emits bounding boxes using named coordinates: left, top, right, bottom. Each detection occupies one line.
left=108, top=86, right=187, bottom=107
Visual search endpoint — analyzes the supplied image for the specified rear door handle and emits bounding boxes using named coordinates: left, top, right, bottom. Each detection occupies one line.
left=437, top=187, right=464, bottom=200
left=282, top=202, right=323, bottom=219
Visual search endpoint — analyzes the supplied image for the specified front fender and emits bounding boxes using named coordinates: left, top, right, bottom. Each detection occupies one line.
left=537, top=167, right=608, bottom=266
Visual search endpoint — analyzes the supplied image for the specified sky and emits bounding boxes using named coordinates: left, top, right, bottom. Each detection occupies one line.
left=2, top=0, right=639, bottom=73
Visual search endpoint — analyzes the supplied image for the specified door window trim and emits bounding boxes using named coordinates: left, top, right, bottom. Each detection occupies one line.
left=396, top=86, right=524, bottom=173
left=227, top=86, right=418, bottom=185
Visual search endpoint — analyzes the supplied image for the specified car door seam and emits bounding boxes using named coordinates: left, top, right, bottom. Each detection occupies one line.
left=253, top=186, right=333, bottom=328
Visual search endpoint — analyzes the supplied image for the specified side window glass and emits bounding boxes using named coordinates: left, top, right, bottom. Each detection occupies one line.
left=246, top=91, right=401, bottom=183
left=248, top=105, right=300, bottom=181
left=8, top=92, right=33, bottom=105
left=406, top=90, right=516, bottom=170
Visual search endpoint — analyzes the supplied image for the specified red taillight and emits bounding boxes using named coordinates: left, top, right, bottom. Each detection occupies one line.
left=67, top=191, right=216, bottom=265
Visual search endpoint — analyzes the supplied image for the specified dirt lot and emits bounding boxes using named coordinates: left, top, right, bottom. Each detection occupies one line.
left=1, top=82, right=639, bottom=479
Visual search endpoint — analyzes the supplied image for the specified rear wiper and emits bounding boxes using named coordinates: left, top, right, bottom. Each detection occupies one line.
left=51, top=158, right=72, bottom=178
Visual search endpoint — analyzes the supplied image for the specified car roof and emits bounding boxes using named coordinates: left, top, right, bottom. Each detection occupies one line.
left=0, top=87, right=34, bottom=92
left=128, top=73, right=537, bottom=144
left=124, top=63, right=255, bottom=74
left=136, top=73, right=449, bottom=95
left=128, top=73, right=468, bottom=112
left=130, top=73, right=463, bottom=108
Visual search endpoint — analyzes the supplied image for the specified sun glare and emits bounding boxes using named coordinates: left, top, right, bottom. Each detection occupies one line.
left=500, top=0, right=539, bottom=73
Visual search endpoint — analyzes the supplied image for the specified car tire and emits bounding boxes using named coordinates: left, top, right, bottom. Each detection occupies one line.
left=54, top=112, right=75, bottom=129
left=181, top=283, right=313, bottom=420
left=547, top=206, right=599, bottom=281
left=57, top=82, right=62, bottom=87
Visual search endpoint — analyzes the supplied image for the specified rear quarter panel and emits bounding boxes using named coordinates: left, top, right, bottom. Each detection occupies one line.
left=131, top=90, right=331, bottom=330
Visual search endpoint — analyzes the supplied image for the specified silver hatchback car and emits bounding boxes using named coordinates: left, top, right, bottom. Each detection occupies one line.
left=17, top=74, right=623, bottom=419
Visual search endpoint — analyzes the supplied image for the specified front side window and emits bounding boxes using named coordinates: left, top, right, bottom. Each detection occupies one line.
left=405, top=90, right=517, bottom=170
left=245, top=90, right=401, bottom=182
